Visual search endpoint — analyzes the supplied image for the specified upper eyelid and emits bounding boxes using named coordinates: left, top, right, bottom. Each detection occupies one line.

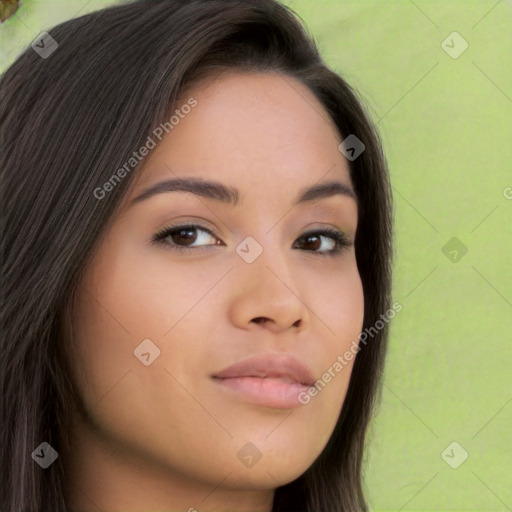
left=155, top=222, right=219, bottom=239
left=153, top=223, right=222, bottom=248
left=156, top=222, right=344, bottom=234
left=152, top=200, right=356, bottom=236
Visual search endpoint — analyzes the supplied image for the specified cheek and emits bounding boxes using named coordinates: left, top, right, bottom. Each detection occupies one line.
left=307, top=260, right=365, bottom=351
left=69, top=239, right=153, bottom=411
left=301, top=263, right=364, bottom=406
left=69, top=238, right=225, bottom=430
left=69, top=254, right=215, bottom=473
left=69, top=276, right=136, bottom=417
left=83, top=237, right=224, bottom=341
left=330, top=273, right=364, bottom=333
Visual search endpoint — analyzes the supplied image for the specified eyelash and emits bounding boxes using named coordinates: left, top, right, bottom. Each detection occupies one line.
left=152, top=223, right=352, bottom=257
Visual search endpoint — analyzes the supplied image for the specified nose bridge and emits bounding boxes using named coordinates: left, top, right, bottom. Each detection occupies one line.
left=229, top=225, right=309, bottom=331
left=237, top=225, right=292, bottom=289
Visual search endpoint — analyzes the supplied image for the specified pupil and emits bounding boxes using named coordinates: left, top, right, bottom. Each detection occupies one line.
left=174, top=228, right=197, bottom=246
left=305, top=235, right=320, bottom=250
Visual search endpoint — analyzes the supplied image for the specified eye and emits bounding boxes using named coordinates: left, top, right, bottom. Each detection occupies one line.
left=293, top=228, right=352, bottom=257
left=152, top=224, right=352, bottom=256
left=152, top=223, right=224, bottom=252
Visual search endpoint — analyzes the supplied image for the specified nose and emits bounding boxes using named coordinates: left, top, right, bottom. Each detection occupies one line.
left=227, top=244, right=311, bottom=334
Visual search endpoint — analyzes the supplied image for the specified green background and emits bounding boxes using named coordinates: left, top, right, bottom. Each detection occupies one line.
left=1, top=1, right=511, bottom=510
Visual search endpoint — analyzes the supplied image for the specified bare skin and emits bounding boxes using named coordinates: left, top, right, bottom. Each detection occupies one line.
left=63, top=71, right=364, bottom=512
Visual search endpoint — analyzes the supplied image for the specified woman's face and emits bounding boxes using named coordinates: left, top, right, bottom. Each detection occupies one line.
left=68, top=71, right=364, bottom=508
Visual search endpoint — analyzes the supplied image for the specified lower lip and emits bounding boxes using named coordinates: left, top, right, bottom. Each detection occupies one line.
left=212, top=376, right=311, bottom=409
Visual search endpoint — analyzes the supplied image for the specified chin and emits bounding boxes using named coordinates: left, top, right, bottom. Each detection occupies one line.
left=218, top=459, right=311, bottom=491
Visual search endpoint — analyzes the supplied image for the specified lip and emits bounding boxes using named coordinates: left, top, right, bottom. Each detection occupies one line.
left=211, top=353, right=316, bottom=409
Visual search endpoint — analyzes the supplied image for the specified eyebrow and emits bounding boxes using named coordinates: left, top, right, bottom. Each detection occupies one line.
left=130, top=176, right=356, bottom=207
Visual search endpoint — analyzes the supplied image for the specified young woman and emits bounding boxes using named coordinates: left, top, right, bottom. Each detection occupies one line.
left=0, top=0, right=393, bottom=510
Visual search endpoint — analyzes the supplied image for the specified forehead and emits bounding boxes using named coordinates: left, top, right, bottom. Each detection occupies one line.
left=125, top=70, right=354, bottom=209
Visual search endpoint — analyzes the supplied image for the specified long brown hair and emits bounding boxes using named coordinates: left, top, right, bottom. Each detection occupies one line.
left=0, top=1, right=393, bottom=510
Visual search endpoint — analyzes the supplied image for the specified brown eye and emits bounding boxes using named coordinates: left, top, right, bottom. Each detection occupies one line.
left=299, top=234, right=324, bottom=251
left=168, top=227, right=199, bottom=247
left=153, top=224, right=223, bottom=252
left=293, top=229, right=351, bottom=257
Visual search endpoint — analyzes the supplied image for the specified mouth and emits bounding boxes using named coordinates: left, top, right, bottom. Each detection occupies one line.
left=211, top=353, right=316, bottom=409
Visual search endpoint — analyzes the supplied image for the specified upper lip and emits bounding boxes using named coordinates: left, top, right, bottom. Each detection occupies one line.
left=212, top=353, right=316, bottom=386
